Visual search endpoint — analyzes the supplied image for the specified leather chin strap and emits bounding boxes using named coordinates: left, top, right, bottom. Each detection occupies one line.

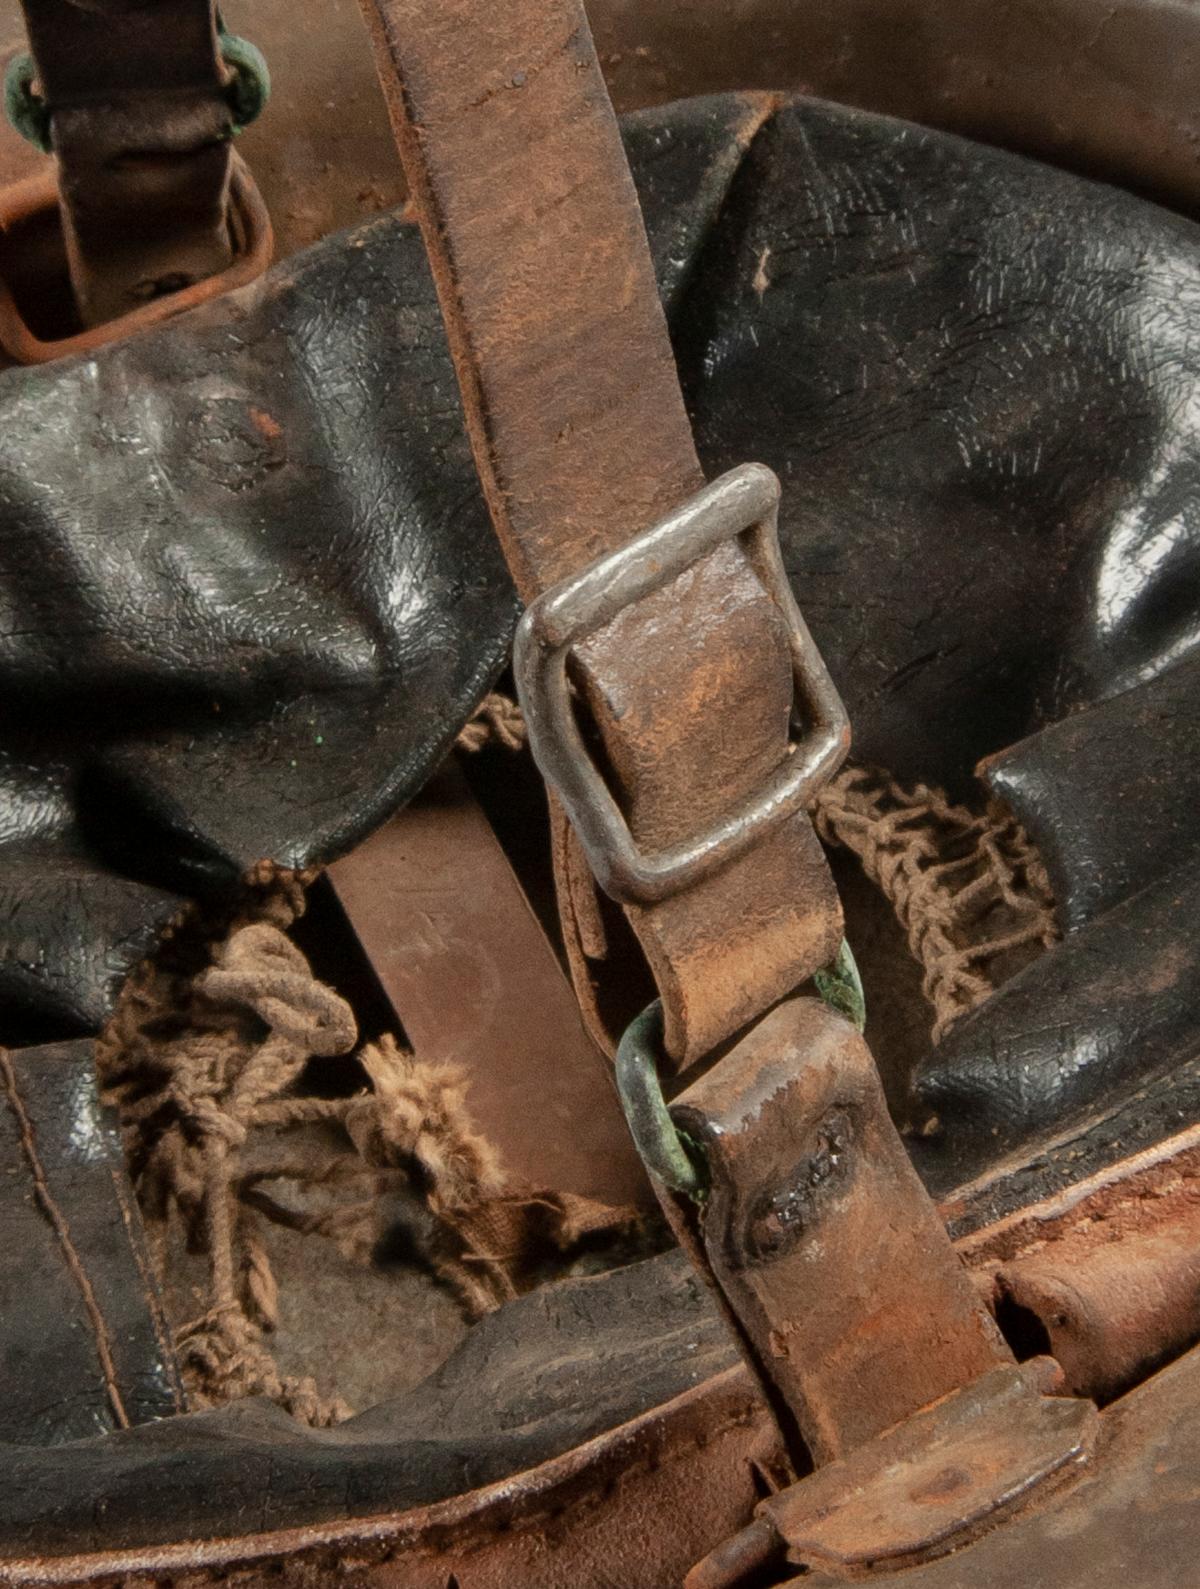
left=355, top=0, right=843, bottom=1070
left=354, top=18, right=1093, bottom=1558
left=16, top=0, right=237, bottom=328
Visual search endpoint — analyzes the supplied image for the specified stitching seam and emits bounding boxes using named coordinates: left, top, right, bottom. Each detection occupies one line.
left=0, top=1048, right=130, bottom=1430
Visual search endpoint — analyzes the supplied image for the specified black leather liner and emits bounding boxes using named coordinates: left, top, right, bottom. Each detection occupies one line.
left=913, top=851, right=1200, bottom=1189
left=0, top=1242, right=733, bottom=1556
left=2, top=91, right=1200, bottom=1547
left=910, top=658, right=1200, bottom=1182
left=680, top=101, right=1200, bottom=792
left=0, top=1040, right=179, bottom=1446
left=0, top=200, right=518, bottom=1041
left=983, top=657, right=1200, bottom=935
left=941, top=1047, right=1200, bottom=1238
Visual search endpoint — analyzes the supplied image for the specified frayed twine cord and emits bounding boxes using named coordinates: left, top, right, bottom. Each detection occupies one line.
left=456, top=692, right=527, bottom=754
left=814, top=765, right=1059, bottom=1039
left=99, top=868, right=637, bottom=1426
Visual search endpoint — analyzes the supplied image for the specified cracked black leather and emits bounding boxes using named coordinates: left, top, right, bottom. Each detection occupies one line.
left=982, top=657, right=1200, bottom=936
left=0, top=1040, right=180, bottom=1445
left=914, top=858, right=1200, bottom=1194
left=678, top=99, right=1199, bottom=792
left=0, top=209, right=517, bottom=1043
left=3, top=90, right=1200, bottom=1549
left=912, top=658, right=1200, bottom=1187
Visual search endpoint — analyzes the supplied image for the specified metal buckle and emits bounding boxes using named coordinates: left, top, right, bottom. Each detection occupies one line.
left=513, top=463, right=850, bottom=904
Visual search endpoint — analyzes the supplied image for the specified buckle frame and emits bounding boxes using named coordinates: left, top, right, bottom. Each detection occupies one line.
left=513, top=463, right=850, bottom=905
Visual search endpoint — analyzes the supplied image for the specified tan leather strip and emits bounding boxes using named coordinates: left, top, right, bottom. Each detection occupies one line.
left=327, top=763, right=651, bottom=1208
left=356, top=0, right=841, bottom=1068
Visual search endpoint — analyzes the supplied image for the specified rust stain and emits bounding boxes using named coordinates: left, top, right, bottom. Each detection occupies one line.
left=249, top=407, right=284, bottom=444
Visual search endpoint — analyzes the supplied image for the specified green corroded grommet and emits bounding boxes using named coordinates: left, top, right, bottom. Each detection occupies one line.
left=616, top=1000, right=709, bottom=1201
left=4, top=54, right=52, bottom=154
left=815, top=936, right=867, bottom=1033
left=220, top=31, right=270, bottom=135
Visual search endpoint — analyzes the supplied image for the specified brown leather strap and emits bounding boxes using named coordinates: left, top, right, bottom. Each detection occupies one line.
left=356, top=0, right=841, bottom=1070
left=672, top=999, right=1010, bottom=1464
left=327, top=763, right=651, bottom=1209
left=17, top=0, right=237, bottom=327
